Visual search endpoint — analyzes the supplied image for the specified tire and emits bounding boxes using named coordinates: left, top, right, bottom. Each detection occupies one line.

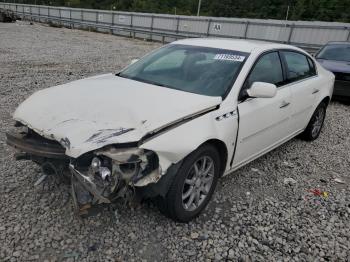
left=299, top=101, right=327, bottom=141
left=157, top=144, right=221, bottom=222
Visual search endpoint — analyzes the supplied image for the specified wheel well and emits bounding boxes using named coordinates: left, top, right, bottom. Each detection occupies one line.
left=322, top=96, right=330, bottom=106
left=202, top=139, right=228, bottom=177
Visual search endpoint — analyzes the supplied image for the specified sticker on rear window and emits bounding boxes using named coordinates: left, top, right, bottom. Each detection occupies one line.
left=214, top=54, right=245, bottom=62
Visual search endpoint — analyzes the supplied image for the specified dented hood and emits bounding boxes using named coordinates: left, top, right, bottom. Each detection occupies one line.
left=14, top=73, right=221, bottom=157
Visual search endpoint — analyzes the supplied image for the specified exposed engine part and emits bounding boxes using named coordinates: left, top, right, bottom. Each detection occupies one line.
left=99, top=167, right=111, bottom=180
left=115, top=162, right=140, bottom=182
left=71, top=177, right=93, bottom=217
left=94, top=146, right=160, bottom=186
left=69, top=164, right=111, bottom=204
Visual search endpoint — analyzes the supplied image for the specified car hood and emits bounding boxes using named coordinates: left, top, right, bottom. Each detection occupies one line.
left=317, top=59, right=350, bottom=74
left=14, top=73, right=221, bottom=158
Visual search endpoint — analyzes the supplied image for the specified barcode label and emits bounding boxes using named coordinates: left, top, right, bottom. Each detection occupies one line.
left=214, top=54, right=245, bottom=62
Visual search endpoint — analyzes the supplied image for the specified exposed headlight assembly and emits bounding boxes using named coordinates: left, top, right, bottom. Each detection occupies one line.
left=91, top=157, right=101, bottom=172
left=70, top=148, right=161, bottom=215
left=90, top=156, right=112, bottom=181
left=94, top=147, right=159, bottom=185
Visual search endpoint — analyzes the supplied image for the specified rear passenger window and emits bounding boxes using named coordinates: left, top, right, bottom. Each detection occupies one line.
left=282, top=51, right=315, bottom=82
left=246, top=52, right=284, bottom=88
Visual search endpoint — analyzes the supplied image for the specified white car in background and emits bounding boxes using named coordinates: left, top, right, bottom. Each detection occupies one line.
left=7, top=39, right=334, bottom=222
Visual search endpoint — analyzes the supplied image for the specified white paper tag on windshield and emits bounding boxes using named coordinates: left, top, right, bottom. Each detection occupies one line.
left=214, top=54, right=245, bottom=62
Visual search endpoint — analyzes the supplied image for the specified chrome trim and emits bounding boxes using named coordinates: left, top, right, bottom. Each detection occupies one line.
left=215, top=110, right=237, bottom=121
left=280, top=75, right=319, bottom=89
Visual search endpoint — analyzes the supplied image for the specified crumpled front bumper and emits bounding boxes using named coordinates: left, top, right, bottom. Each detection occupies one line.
left=6, top=131, right=67, bottom=159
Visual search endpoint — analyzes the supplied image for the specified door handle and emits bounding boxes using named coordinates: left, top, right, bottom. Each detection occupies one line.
left=280, top=101, right=290, bottom=108
left=312, top=89, right=319, bottom=94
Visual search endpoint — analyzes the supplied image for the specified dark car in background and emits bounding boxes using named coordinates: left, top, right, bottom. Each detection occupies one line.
left=316, top=42, right=350, bottom=100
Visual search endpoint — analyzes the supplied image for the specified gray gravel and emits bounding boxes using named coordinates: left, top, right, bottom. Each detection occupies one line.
left=1, top=21, right=350, bottom=261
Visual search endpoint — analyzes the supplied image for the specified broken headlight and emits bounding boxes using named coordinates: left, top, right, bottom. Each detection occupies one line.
left=91, top=157, right=101, bottom=171
left=94, top=147, right=160, bottom=185
left=99, top=167, right=111, bottom=181
left=90, top=156, right=112, bottom=181
left=70, top=148, right=161, bottom=209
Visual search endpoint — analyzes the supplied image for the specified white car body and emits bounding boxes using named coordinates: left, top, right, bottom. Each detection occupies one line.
left=8, top=38, right=334, bottom=220
left=13, top=39, right=334, bottom=174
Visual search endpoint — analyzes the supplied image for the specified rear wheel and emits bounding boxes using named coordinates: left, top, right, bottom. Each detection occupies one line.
left=300, top=101, right=327, bottom=141
left=157, top=144, right=220, bottom=222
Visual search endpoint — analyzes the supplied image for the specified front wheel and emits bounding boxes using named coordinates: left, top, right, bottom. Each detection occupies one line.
left=300, top=101, right=327, bottom=141
left=157, top=144, right=221, bottom=222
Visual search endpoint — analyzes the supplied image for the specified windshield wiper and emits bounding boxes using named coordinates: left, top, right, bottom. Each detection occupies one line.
left=138, top=78, right=168, bottom=88
left=115, top=72, right=127, bottom=78
left=122, top=75, right=169, bottom=88
left=116, top=73, right=186, bottom=92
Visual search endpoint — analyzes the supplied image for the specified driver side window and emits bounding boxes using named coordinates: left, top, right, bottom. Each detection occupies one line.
left=239, top=51, right=283, bottom=101
left=246, top=51, right=284, bottom=88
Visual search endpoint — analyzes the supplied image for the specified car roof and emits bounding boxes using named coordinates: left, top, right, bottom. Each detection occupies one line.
left=172, top=38, right=301, bottom=53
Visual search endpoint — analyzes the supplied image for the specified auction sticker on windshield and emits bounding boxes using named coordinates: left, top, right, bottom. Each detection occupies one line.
left=214, top=54, right=246, bottom=62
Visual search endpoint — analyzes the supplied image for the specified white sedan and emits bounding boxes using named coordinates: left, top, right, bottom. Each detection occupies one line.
left=7, top=39, right=334, bottom=222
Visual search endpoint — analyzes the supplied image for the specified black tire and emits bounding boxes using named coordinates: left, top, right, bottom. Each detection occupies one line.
left=157, top=144, right=221, bottom=222
left=299, top=101, right=327, bottom=141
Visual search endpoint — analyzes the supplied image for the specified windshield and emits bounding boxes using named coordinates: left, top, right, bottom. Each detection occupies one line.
left=118, top=44, right=249, bottom=97
left=317, top=44, right=350, bottom=62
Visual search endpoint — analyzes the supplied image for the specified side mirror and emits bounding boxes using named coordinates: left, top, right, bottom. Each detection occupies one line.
left=247, top=82, right=277, bottom=98
left=130, top=59, right=139, bottom=65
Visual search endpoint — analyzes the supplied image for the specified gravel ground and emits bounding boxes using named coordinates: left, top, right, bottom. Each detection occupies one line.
left=1, top=21, right=350, bottom=262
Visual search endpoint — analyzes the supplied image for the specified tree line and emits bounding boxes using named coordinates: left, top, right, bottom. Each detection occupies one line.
left=14, top=0, right=350, bottom=22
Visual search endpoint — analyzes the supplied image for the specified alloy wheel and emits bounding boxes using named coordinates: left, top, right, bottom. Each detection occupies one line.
left=311, top=107, right=325, bottom=138
left=181, top=156, right=215, bottom=211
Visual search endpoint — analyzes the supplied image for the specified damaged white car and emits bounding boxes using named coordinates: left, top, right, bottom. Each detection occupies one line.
left=7, top=39, right=334, bottom=222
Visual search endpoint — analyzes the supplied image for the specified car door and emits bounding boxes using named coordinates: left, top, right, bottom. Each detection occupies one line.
left=232, top=51, right=292, bottom=167
left=280, top=51, right=319, bottom=133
